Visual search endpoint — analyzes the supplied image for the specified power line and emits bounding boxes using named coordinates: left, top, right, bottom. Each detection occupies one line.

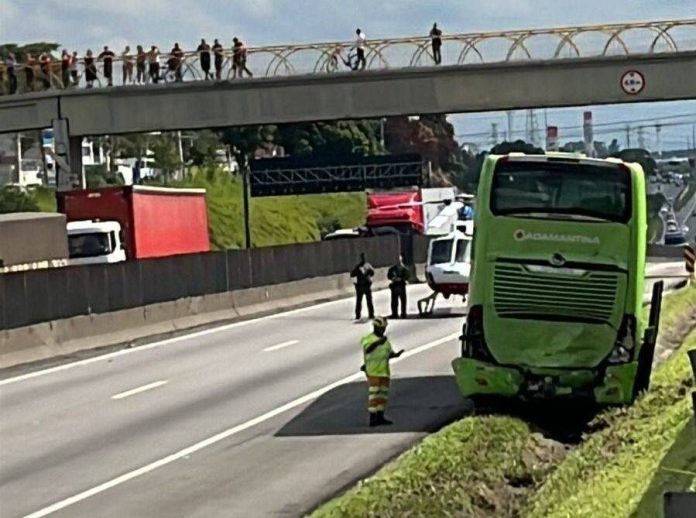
left=456, top=116, right=696, bottom=140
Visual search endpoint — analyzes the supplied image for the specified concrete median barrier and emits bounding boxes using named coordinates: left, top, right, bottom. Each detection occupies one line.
left=0, top=267, right=403, bottom=369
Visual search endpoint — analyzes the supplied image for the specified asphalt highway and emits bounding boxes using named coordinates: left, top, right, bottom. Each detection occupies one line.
left=0, top=285, right=467, bottom=518
left=0, top=261, right=688, bottom=518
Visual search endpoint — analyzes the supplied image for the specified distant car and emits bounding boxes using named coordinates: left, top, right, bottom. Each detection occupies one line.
left=322, top=228, right=364, bottom=241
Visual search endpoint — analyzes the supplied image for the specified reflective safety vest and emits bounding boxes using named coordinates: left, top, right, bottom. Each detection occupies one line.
left=362, top=333, right=394, bottom=377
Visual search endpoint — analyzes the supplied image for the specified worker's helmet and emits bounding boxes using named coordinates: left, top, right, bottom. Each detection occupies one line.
left=373, top=316, right=388, bottom=329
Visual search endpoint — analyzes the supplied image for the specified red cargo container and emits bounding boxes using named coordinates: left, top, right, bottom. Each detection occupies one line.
left=57, top=186, right=210, bottom=260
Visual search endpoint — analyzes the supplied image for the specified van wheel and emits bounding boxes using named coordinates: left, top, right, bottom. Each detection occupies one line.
left=633, top=342, right=656, bottom=399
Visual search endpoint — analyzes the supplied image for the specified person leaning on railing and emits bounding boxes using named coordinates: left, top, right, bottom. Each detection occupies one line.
left=122, top=46, right=134, bottom=85
left=60, top=49, right=71, bottom=88
left=69, top=51, right=79, bottom=86
left=24, top=53, right=36, bottom=92
left=84, top=49, right=97, bottom=88
left=148, top=46, right=160, bottom=83
left=136, top=45, right=146, bottom=84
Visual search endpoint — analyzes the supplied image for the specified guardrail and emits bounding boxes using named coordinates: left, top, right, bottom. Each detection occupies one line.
left=0, top=236, right=400, bottom=331
left=1, top=18, right=695, bottom=94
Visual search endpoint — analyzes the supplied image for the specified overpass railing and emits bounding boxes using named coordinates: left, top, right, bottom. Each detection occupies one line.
left=1, top=18, right=695, bottom=94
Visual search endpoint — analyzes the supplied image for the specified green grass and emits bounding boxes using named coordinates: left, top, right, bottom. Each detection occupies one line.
left=174, top=171, right=366, bottom=249
left=311, top=417, right=566, bottom=518
left=29, top=186, right=57, bottom=212
left=633, top=417, right=696, bottom=518
left=523, top=283, right=696, bottom=518
left=310, top=284, right=696, bottom=518
left=674, top=179, right=696, bottom=213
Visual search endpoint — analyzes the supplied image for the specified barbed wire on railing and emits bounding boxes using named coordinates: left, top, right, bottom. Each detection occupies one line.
left=1, top=18, right=695, bottom=95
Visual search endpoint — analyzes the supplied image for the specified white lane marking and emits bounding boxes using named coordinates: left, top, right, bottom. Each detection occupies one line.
left=263, top=340, right=299, bottom=352
left=111, top=381, right=168, bottom=400
left=22, top=332, right=458, bottom=518
left=0, top=287, right=404, bottom=388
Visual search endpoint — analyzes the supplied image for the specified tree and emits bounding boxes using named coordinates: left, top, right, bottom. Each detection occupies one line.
left=490, top=140, right=544, bottom=155
left=219, top=125, right=276, bottom=172
left=0, top=187, right=39, bottom=213
left=0, top=42, right=60, bottom=59
left=150, top=134, right=181, bottom=181
left=188, top=130, right=221, bottom=167
left=611, top=148, right=657, bottom=176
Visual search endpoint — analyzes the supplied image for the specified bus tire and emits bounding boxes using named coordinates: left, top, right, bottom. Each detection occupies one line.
left=633, top=341, right=656, bottom=398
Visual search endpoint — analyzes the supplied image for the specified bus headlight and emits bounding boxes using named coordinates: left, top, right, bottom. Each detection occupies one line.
left=608, top=315, right=636, bottom=364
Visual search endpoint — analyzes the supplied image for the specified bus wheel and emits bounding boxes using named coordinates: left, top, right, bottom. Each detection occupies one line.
left=633, top=341, right=656, bottom=399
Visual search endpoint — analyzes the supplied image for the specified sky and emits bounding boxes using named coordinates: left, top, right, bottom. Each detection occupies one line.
left=1, top=0, right=695, bottom=151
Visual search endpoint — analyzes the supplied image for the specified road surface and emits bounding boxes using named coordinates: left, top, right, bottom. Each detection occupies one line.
left=0, top=285, right=467, bottom=518
left=0, top=262, right=688, bottom=518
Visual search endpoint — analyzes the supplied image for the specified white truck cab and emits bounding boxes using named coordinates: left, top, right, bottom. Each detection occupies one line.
left=66, top=220, right=127, bottom=265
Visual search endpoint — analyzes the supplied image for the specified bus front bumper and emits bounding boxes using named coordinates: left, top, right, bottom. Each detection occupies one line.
left=451, top=358, right=638, bottom=404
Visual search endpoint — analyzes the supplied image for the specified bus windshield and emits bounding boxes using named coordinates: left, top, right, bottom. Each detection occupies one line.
left=490, top=161, right=631, bottom=223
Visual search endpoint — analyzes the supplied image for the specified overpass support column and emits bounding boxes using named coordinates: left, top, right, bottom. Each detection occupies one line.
left=52, top=118, right=85, bottom=191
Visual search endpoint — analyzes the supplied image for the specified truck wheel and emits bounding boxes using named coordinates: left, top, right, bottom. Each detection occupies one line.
left=633, top=341, right=656, bottom=399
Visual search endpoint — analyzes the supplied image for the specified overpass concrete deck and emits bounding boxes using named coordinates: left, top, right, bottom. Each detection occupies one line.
left=1, top=51, right=695, bottom=137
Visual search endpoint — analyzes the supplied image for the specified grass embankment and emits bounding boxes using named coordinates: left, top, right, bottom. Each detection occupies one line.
left=674, top=179, right=696, bottom=213
left=180, top=173, right=365, bottom=249
left=311, top=284, right=696, bottom=518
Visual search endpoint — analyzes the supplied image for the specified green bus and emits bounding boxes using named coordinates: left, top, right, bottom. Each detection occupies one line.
left=453, top=153, right=663, bottom=405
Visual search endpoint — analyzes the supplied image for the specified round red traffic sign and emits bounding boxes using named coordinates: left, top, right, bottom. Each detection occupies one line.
left=620, top=70, right=645, bottom=95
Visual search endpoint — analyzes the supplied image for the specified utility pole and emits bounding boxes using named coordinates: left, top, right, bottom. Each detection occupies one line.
left=506, top=111, right=513, bottom=143
left=655, top=123, right=662, bottom=158
left=625, top=125, right=631, bottom=148
left=491, top=123, right=499, bottom=147
left=15, top=132, right=21, bottom=184
left=637, top=126, right=645, bottom=149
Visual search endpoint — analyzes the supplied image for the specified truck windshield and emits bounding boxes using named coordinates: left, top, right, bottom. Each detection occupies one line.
left=491, top=161, right=631, bottom=223
left=430, top=239, right=453, bottom=264
left=68, top=233, right=113, bottom=258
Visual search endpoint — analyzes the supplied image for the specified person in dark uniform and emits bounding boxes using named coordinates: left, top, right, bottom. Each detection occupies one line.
left=197, top=39, right=212, bottom=80
left=388, top=256, right=409, bottom=319
left=351, top=253, right=375, bottom=321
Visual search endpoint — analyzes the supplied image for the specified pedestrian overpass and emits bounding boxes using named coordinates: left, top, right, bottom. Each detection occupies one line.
left=0, top=18, right=694, bottom=187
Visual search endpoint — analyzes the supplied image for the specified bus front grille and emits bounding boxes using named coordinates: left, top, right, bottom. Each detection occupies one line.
left=493, top=263, right=619, bottom=323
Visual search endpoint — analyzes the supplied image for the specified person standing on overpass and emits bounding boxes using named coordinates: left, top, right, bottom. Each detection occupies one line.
left=361, top=317, right=404, bottom=426
left=388, top=255, right=410, bottom=319
left=354, top=28, right=367, bottom=70
left=98, top=46, right=115, bottom=86
left=213, top=39, right=224, bottom=80
left=429, top=23, right=443, bottom=64
left=351, top=252, right=375, bottom=320
left=198, top=39, right=212, bottom=80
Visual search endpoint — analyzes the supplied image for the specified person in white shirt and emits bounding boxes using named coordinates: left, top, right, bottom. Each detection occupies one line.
left=354, top=28, right=367, bottom=70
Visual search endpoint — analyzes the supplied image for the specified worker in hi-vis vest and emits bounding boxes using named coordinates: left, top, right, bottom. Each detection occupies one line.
left=361, top=316, right=404, bottom=427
